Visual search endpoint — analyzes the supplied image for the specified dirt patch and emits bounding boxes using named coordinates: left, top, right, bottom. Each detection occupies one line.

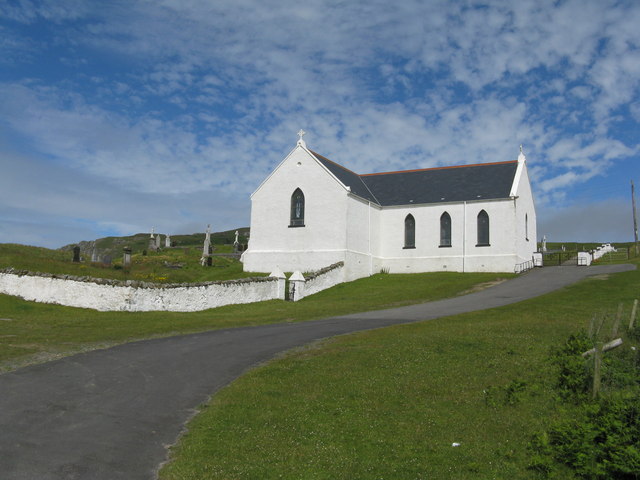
left=458, top=278, right=509, bottom=296
left=588, top=274, right=610, bottom=281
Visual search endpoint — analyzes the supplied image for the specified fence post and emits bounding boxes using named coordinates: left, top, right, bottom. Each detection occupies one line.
left=592, top=341, right=603, bottom=399
left=630, top=299, right=638, bottom=331
left=611, top=303, right=623, bottom=337
left=289, top=271, right=306, bottom=302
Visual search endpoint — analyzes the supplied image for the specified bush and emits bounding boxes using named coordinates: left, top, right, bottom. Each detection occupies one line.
left=531, top=396, right=640, bottom=479
left=549, top=331, right=592, bottom=400
left=530, top=330, right=640, bottom=478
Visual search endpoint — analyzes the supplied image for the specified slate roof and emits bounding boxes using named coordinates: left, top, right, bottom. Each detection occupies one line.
left=311, top=150, right=518, bottom=207
left=311, top=151, right=380, bottom=204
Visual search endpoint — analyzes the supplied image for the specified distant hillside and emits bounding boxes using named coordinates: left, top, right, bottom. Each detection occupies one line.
left=60, top=228, right=250, bottom=261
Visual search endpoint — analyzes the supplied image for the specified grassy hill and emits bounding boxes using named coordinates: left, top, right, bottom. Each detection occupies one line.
left=1, top=239, right=638, bottom=478
left=59, top=228, right=250, bottom=261
left=159, top=259, right=640, bottom=480
left=0, top=228, right=254, bottom=284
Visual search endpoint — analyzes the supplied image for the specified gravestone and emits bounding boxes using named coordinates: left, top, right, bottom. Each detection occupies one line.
left=201, top=224, right=212, bottom=266
left=149, top=227, right=158, bottom=252
left=155, top=235, right=162, bottom=250
left=102, top=255, right=112, bottom=266
left=123, top=247, right=132, bottom=268
left=91, top=247, right=98, bottom=263
left=233, top=230, right=240, bottom=253
left=72, top=246, right=81, bottom=263
left=165, top=235, right=171, bottom=248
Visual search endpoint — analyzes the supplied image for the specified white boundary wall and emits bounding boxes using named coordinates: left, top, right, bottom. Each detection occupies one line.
left=0, top=263, right=346, bottom=312
left=302, top=262, right=346, bottom=298
left=0, top=269, right=280, bottom=312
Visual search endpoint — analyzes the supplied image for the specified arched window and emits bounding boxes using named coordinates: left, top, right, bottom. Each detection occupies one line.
left=440, top=212, right=451, bottom=247
left=477, top=210, right=490, bottom=246
left=290, top=188, right=305, bottom=227
left=404, top=214, right=415, bottom=249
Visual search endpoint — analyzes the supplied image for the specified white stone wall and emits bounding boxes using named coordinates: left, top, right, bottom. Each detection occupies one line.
left=375, top=198, right=521, bottom=273
left=0, top=270, right=280, bottom=312
left=304, top=262, right=346, bottom=297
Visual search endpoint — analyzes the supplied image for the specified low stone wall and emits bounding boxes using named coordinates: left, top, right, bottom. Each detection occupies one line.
left=0, top=268, right=279, bottom=312
left=303, top=262, right=346, bottom=297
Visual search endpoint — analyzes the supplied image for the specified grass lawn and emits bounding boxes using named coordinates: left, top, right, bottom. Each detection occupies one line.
left=159, top=262, right=640, bottom=479
left=0, top=271, right=509, bottom=372
left=0, top=243, right=260, bottom=283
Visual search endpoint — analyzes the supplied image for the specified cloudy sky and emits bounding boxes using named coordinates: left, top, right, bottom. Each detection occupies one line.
left=1, top=0, right=638, bottom=248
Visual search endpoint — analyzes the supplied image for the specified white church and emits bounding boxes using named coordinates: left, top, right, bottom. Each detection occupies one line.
left=242, top=132, right=537, bottom=280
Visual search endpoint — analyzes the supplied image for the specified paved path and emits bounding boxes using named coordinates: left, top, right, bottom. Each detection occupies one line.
left=0, top=264, right=634, bottom=479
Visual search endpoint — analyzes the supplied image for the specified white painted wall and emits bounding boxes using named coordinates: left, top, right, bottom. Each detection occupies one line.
left=374, top=198, right=521, bottom=273
left=0, top=271, right=280, bottom=312
left=301, top=262, right=346, bottom=297
left=513, top=161, right=537, bottom=264
left=242, top=146, right=350, bottom=274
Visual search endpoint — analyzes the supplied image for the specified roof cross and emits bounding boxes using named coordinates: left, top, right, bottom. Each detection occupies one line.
left=296, top=129, right=307, bottom=147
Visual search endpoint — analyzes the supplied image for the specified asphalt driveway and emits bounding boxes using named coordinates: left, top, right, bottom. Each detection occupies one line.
left=0, top=264, right=635, bottom=479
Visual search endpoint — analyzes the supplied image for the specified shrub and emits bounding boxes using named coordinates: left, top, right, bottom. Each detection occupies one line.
left=549, top=331, right=592, bottom=400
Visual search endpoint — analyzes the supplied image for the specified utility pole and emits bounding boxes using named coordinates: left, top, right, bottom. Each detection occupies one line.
left=632, top=180, right=639, bottom=256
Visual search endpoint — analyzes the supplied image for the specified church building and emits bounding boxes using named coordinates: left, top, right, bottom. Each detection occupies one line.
left=242, top=132, right=537, bottom=280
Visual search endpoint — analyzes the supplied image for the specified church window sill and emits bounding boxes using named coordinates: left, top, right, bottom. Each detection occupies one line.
left=403, top=246, right=416, bottom=249
left=288, top=224, right=305, bottom=228
left=476, top=243, right=491, bottom=247
left=439, top=244, right=452, bottom=248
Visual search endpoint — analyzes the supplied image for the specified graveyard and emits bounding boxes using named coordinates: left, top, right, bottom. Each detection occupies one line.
left=0, top=228, right=254, bottom=284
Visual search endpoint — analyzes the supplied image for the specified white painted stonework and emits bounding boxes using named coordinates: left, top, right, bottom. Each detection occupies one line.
left=242, top=140, right=537, bottom=278
left=0, top=270, right=279, bottom=312
left=0, top=262, right=347, bottom=311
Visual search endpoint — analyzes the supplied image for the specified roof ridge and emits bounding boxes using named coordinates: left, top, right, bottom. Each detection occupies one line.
left=361, top=160, right=518, bottom=177
left=309, top=150, right=381, bottom=205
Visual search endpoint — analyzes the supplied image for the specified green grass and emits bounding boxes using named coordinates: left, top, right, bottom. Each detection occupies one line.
left=0, top=271, right=509, bottom=372
left=0, top=243, right=260, bottom=283
left=159, top=262, right=640, bottom=479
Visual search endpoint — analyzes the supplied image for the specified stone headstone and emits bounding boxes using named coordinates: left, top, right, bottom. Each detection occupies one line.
left=201, top=224, right=212, bottom=266
left=72, top=246, right=81, bottom=263
left=102, top=255, right=112, bottom=266
left=165, top=235, right=171, bottom=248
left=91, top=247, right=98, bottom=263
left=123, top=247, right=132, bottom=268
left=156, top=235, right=162, bottom=250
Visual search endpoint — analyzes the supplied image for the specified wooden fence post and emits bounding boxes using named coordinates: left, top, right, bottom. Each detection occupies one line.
left=630, top=299, right=638, bottom=331
left=592, top=341, right=603, bottom=399
left=588, top=313, right=597, bottom=339
left=611, top=303, right=623, bottom=337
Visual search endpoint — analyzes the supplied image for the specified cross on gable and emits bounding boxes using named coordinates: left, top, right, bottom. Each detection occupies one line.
left=296, top=129, right=307, bottom=147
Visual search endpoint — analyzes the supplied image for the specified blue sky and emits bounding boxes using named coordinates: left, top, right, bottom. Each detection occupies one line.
left=1, top=0, right=638, bottom=248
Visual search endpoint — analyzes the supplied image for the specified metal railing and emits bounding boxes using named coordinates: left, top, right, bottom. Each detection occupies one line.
left=514, top=259, right=534, bottom=274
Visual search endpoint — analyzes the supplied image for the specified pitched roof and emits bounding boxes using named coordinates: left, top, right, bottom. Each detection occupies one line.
left=311, top=151, right=379, bottom=203
left=310, top=150, right=518, bottom=206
